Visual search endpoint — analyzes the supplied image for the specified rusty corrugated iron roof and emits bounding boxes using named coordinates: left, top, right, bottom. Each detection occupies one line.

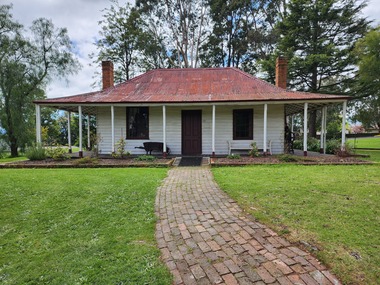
left=35, top=68, right=349, bottom=105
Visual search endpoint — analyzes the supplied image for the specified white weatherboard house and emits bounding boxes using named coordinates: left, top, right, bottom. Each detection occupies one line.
left=34, top=58, right=349, bottom=157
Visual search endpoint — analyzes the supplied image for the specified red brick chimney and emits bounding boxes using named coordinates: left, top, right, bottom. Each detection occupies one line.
left=275, top=56, right=287, bottom=89
left=102, top=61, right=114, bottom=90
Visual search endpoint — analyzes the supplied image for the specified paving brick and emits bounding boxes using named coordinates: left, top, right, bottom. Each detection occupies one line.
left=273, top=259, right=294, bottom=275
left=207, top=240, right=221, bottom=251
left=223, top=259, right=242, bottom=274
left=263, top=261, right=285, bottom=278
left=190, top=264, right=206, bottom=280
left=310, top=270, right=333, bottom=285
left=155, top=168, right=341, bottom=285
left=256, top=266, right=276, bottom=283
left=322, top=270, right=342, bottom=285
left=222, top=273, right=239, bottom=285
left=214, top=262, right=230, bottom=275
left=300, top=273, right=319, bottom=285
left=277, top=276, right=294, bottom=285
left=287, top=274, right=307, bottom=285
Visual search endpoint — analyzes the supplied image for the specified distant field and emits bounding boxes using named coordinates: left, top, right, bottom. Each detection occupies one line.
left=348, top=136, right=380, bottom=149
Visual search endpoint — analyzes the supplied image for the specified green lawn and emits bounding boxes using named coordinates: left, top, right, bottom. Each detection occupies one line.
left=353, top=150, right=380, bottom=163
left=0, top=156, right=28, bottom=163
left=0, top=168, right=171, bottom=285
left=213, top=165, right=380, bottom=285
left=348, top=136, right=380, bottom=149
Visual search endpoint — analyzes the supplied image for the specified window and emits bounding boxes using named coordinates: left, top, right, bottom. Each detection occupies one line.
left=127, top=107, right=149, bottom=139
left=233, top=109, right=253, bottom=140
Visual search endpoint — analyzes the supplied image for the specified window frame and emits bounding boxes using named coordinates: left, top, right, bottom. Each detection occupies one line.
left=126, top=107, right=149, bottom=140
left=233, top=109, right=253, bottom=140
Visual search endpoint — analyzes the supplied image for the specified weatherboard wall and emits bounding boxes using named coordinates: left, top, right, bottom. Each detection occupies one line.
left=96, top=105, right=285, bottom=155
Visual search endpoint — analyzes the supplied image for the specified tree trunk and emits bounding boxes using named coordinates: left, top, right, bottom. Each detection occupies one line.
left=10, top=135, right=18, bottom=157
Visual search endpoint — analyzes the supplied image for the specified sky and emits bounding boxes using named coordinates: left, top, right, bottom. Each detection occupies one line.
left=5, top=0, right=380, bottom=99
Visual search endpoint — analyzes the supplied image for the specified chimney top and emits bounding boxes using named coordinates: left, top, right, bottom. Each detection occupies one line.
left=275, top=56, right=287, bottom=89
left=102, top=61, right=114, bottom=90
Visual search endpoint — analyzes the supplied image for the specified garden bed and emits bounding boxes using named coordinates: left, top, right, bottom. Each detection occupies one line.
left=211, top=154, right=372, bottom=166
left=0, top=157, right=174, bottom=168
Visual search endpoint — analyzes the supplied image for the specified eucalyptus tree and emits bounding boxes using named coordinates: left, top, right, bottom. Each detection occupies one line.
left=137, top=0, right=211, bottom=68
left=0, top=5, right=80, bottom=156
left=201, top=0, right=284, bottom=73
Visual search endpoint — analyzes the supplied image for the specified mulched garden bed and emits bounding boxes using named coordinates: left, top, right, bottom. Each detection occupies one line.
left=211, top=155, right=372, bottom=166
left=0, top=157, right=174, bottom=168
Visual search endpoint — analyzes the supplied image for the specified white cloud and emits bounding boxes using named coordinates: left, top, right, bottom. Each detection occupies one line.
left=4, top=0, right=380, bottom=98
left=5, top=0, right=133, bottom=98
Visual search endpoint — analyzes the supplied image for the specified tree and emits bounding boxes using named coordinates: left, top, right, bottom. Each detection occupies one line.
left=137, top=0, right=210, bottom=68
left=91, top=0, right=141, bottom=83
left=201, top=0, right=283, bottom=72
left=352, top=26, right=380, bottom=130
left=0, top=5, right=80, bottom=156
left=274, top=0, right=370, bottom=137
left=91, top=0, right=167, bottom=84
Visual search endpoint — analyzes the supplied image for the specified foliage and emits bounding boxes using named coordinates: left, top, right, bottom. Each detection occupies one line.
left=352, top=26, right=380, bottom=130
left=25, top=143, right=46, bottom=160
left=293, top=137, right=320, bottom=152
left=135, top=155, right=156, bottom=161
left=112, top=137, right=130, bottom=158
left=91, top=0, right=143, bottom=83
left=0, top=168, right=171, bottom=284
left=334, top=142, right=354, bottom=157
left=0, top=5, right=80, bottom=157
left=248, top=142, right=260, bottom=157
left=202, top=0, right=282, bottom=73
left=326, top=139, right=341, bottom=155
left=137, top=0, right=210, bottom=69
left=226, top=154, right=241, bottom=159
left=46, top=146, right=70, bottom=161
left=268, top=0, right=370, bottom=137
left=213, top=165, right=380, bottom=284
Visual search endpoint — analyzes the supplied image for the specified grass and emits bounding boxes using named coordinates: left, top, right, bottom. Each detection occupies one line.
left=353, top=150, right=380, bottom=163
left=0, top=168, right=171, bottom=285
left=213, top=165, right=380, bottom=285
left=0, top=156, right=28, bottom=163
left=348, top=136, right=380, bottom=149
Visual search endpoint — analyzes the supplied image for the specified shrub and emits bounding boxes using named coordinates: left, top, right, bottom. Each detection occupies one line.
left=249, top=142, right=260, bottom=157
left=112, top=138, right=129, bottom=158
left=26, top=144, right=46, bottom=161
left=135, top=155, right=156, bottom=161
left=293, top=139, right=303, bottom=150
left=227, top=154, right=241, bottom=159
left=46, top=146, right=70, bottom=161
left=294, top=137, right=334, bottom=153
left=326, top=139, right=341, bottom=154
left=334, top=142, right=354, bottom=157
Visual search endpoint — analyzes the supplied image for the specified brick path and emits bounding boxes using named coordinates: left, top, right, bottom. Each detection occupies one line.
left=155, top=167, right=341, bottom=285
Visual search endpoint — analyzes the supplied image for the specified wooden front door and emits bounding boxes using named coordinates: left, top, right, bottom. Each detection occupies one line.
left=182, top=110, right=202, bottom=155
